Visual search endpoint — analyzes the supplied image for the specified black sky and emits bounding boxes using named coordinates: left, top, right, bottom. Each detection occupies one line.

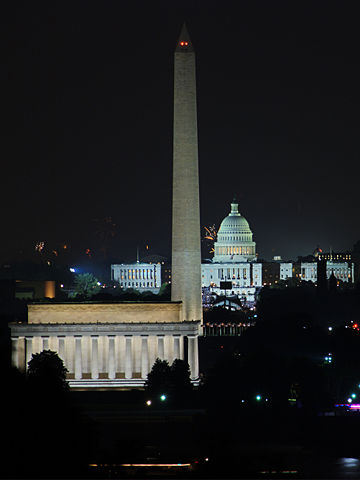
left=2, top=0, right=359, bottom=265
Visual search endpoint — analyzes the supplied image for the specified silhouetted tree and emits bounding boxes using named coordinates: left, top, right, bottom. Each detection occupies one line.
left=145, top=358, right=192, bottom=404
left=145, top=358, right=172, bottom=395
left=170, top=358, right=192, bottom=404
left=328, top=272, right=338, bottom=293
left=25, top=350, right=93, bottom=476
left=27, top=349, right=69, bottom=392
left=170, top=358, right=191, bottom=389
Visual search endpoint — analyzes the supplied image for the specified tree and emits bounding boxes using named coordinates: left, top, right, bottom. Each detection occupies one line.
left=25, top=350, right=93, bottom=476
left=73, top=273, right=101, bottom=298
left=170, top=359, right=192, bottom=397
left=27, top=349, right=69, bottom=392
left=158, top=282, right=171, bottom=298
left=145, top=358, right=192, bottom=405
left=145, top=358, right=172, bottom=395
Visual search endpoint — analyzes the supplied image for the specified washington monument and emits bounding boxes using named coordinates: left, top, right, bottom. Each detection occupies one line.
left=171, top=24, right=202, bottom=326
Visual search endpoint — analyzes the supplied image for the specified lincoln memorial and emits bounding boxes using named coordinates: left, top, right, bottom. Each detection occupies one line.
left=10, top=302, right=200, bottom=389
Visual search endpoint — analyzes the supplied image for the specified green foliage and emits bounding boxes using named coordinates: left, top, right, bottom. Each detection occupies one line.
left=158, top=282, right=171, bottom=298
left=73, top=273, right=101, bottom=298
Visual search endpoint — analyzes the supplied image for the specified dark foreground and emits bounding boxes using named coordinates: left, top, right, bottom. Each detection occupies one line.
left=4, top=389, right=360, bottom=479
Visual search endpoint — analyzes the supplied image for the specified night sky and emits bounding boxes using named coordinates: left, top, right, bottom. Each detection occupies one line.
left=2, top=1, right=359, bottom=267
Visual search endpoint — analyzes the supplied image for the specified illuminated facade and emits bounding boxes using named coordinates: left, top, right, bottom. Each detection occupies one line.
left=279, top=261, right=354, bottom=283
left=300, top=262, right=317, bottom=282
left=201, top=200, right=262, bottom=305
left=10, top=303, right=199, bottom=388
left=317, top=252, right=352, bottom=262
left=280, top=263, right=292, bottom=280
left=111, top=262, right=161, bottom=293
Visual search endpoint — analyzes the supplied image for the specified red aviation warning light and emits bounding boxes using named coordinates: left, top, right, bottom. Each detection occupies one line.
left=179, top=41, right=189, bottom=47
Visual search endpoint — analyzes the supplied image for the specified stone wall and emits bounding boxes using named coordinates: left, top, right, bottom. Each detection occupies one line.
left=28, top=302, right=182, bottom=324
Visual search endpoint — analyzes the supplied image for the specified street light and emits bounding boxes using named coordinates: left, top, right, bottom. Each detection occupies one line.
left=255, top=395, right=262, bottom=401
left=160, top=394, right=167, bottom=401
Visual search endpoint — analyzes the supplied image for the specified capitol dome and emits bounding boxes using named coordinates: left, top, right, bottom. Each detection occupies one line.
left=213, top=201, right=256, bottom=263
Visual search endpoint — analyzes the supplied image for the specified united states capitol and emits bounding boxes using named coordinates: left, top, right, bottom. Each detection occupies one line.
left=113, top=198, right=355, bottom=311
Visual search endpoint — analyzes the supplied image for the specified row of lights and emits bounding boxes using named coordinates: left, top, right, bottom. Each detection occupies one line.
left=146, top=394, right=167, bottom=406
left=146, top=394, right=268, bottom=406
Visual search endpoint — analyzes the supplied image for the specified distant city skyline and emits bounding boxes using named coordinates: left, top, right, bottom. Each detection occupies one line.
left=2, top=1, right=359, bottom=264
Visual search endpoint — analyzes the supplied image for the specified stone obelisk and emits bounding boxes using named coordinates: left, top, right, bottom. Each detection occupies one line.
left=171, top=24, right=202, bottom=326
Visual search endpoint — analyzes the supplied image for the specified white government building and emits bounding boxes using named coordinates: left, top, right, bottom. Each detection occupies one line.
left=201, top=200, right=262, bottom=304
left=280, top=261, right=354, bottom=283
left=111, top=262, right=161, bottom=293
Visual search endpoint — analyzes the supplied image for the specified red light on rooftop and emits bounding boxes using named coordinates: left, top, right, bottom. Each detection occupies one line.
left=179, top=41, right=189, bottom=47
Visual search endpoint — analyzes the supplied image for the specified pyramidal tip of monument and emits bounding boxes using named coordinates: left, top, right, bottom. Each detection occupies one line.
left=175, top=22, right=194, bottom=52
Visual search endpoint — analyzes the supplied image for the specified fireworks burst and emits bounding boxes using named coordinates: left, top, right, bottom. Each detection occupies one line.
left=203, top=225, right=217, bottom=242
left=35, top=241, right=45, bottom=252
left=202, top=225, right=217, bottom=254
